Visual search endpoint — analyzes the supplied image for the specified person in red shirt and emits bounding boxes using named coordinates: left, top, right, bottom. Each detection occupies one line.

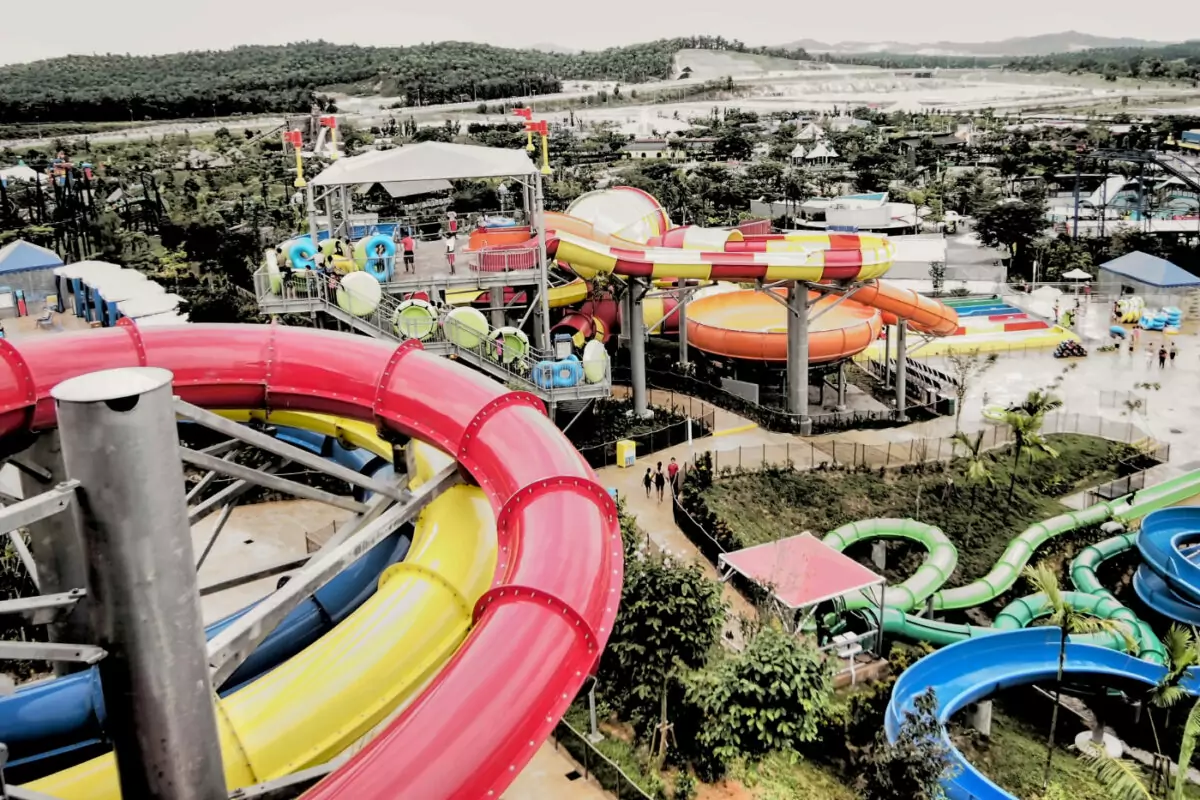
left=401, top=233, right=415, bottom=274
left=666, top=457, right=680, bottom=492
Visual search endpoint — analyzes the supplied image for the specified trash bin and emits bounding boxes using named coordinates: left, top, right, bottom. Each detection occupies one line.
left=615, top=439, right=636, bottom=468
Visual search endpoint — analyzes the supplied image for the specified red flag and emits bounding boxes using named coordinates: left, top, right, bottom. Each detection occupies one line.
left=512, top=108, right=533, bottom=120
left=525, top=120, right=549, bottom=136
left=283, top=131, right=303, bottom=147
left=320, top=115, right=337, bottom=128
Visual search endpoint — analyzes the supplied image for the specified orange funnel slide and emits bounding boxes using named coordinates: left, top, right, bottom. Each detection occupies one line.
left=687, top=288, right=883, bottom=363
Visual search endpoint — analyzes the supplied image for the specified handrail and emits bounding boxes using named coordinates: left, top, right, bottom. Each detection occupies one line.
left=552, top=719, right=656, bottom=800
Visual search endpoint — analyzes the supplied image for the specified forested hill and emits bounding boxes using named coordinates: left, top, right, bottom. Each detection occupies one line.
left=0, top=37, right=808, bottom=124
left=1008, top=40, right=1200, bottom=80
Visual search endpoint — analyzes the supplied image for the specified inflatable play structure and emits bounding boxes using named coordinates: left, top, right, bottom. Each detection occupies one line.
left=0, top=324, right=622, bottom=799
left=874, top=473, right=1200, bottom=800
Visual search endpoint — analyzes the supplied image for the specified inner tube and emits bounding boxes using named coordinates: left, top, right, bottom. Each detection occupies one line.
left=393, top=299, right=437, bottom=341
left=489, top=327, right=529, bottom=365
left=319, top=238, right=350, bottom=262
left=335, top=272, right=383, bottom=317
left=353, top=235, right=395, bottom=283
left=444, top=307, right=489, bottom=349
left=285, top=237, right=318, bottom=271
left=982, top=404, right=1007, bottom=424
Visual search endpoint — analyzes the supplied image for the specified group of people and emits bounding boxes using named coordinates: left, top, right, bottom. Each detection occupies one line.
left=1120, top=323, right=1179, bottom=368
left=642, top=458, right=680, bottom=503
left=390, top=218, right=457, bottom=275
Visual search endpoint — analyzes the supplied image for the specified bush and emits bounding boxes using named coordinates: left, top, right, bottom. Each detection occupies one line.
left=599, top=515, right=727, bottom=733
left=858, top=688, right=956, bottom=800
left=680, top=626, right=837, bottom=779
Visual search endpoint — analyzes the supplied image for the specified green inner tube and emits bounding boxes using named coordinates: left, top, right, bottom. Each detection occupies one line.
left=393, top=302, right=437, bottom=341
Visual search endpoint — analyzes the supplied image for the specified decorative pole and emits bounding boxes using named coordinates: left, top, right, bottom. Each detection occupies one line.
left=527, top=120, right=552, bottom=176
left=513, top=107, right=535, bottom=151
left=285, top=130, right=306, bottom=188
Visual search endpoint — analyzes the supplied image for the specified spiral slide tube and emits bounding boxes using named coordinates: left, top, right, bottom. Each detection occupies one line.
left=885, top=628, right=1194, bottom=800
left=0, top=324, right=621, bottom=800
left=0, top=413, right=411, bottom=778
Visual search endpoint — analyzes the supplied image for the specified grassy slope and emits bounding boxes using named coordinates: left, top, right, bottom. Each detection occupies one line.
left=701, top=434, right=1123, bottom=586
left=957, top=710, right=1200, bottom=800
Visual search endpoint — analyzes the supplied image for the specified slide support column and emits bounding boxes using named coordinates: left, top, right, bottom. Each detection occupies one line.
left=836, top=361, right=848, bottom=412
left=786, top=282, right=811, bottom=434
left=17, top=432, right=91, bottom=676
left=534, top=171, right=552, bottom=353
left=53, top=367, right=227, bottom=800
left=677, top=280, right=690, bottom=366
left=630, top=279, right=649, bottom=418
left=895, top=322, right=908, bottom=420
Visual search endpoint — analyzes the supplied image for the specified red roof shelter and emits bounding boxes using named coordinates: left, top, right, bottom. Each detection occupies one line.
left=718, top=533, right=886, bottom=655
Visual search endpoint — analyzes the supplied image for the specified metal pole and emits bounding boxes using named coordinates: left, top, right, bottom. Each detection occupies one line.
left=895, top=322, right=908, bottom=419
left=786, top=282, right=812, bottom=434
left=677, top=280, right=690, bottom=365
left=305, top=185, right=319, bottom=245
left=534, top=171, right=552, bottom=353
left=836, top=361, right=848, bottom=412
left=16, top=432, right=90, bottom=675
left=52, top=367, right=226, bottom=800
left=629, top=279, right=649, bottom=417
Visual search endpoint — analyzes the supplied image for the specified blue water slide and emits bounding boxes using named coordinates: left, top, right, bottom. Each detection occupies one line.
left=0, top=426, right=407, bottom=775
left=1134, top=565, right=1200, bottom=625
left=885, top=628, right=1189, bottom=800
left=1137, top=507, right=1200, bottom=606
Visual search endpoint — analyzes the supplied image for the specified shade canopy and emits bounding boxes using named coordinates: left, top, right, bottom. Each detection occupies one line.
left=0, top=240, right=63, bottom=274
left=311, top=142, right=536, bottom=187
left=1099, top=251, right=1200, bottom=289
left=719, top=533, right=883, bottom=609
left=1062, top=268, right=1092, bottom=280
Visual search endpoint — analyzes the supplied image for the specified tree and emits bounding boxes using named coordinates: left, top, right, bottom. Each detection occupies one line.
left=1084, top=625, right=1200, bottom=799
left=975, top=198, right=1047, bottom=277
left=859, top=688, right=956, bottom=800
left=946, top=349, right=998, bottom=433
left=1003, top=409, right=1058, bottom=503
left=951, top=430, right=993, bottom=506
left=599, top=521, right=726, bottom=738
left=1022, top=562, right=1137, bottom=790
left=683, top=626, right=836, bottom=777
left=928, top=260, right=946, bottom=296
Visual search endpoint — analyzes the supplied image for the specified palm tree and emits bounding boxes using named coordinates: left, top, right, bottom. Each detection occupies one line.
left=1083, top=626, right=1200, bottom=800
left=951, top=430, right=993, bottom=506
left=1014, top=388, right=1064, bottom=419
left=1004, top=410, right=1059, bottom=503
left=1022, top=562, right=1138, bottom=790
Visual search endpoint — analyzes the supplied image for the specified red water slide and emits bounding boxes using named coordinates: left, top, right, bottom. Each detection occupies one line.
left=0, top=324, right=622, bottom=799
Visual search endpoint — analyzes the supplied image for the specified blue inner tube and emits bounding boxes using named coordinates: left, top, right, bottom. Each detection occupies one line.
left=287, top=237, right=319, bottom=271
left=533, top=357, right=583, bottom=389
left=0, top=425, right=408, bottom=781
left=359, top=235, right=395, bottom=282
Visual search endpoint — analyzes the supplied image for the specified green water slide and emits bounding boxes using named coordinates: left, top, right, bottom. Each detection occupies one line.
left=820, top=469, right=1200, bottom=664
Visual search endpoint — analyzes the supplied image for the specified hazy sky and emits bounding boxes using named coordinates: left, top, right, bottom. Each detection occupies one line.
left=0, top=1, right=1189, bottom=65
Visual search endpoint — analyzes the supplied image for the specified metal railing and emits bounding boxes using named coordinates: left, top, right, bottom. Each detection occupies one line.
left=552, top=720, right=656, bottom=800
left=575, top=411, right=715, bottom=469
left=254, top=269, right=611, bottom=398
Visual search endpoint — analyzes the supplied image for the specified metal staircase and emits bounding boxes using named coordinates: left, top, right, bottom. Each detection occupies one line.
left=1093, top=149, right=1200, bottom=195
left=254, top=271, right=610, bottom=403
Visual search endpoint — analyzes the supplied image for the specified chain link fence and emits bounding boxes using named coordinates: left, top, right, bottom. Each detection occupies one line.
left=575, top=409, right=714, bottom=469
left=702, top=412, right=1161, bottom=474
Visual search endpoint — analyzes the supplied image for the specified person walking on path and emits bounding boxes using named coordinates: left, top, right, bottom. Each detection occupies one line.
left=1128, top=340, right=1135, bottom=360
left=642, top=467, right=653, bottom=498
left=443, top=235, right=456, bottom=274
left=1132, top=326, right=1141, bottom=345
left=1159, top=345, right=1168, bottom=369
left=653, top=462, right=666, bottom=503
left=1170, top=343, right=1178, bottom=366
left=667, top=457, right=680, bottom=493
left=401, top=233, right=416, bottom=274
left=1146, top=343, right=1156, bottom=368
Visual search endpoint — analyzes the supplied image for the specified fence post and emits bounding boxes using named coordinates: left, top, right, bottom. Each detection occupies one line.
left=763, top=443, right=767, bottom=466
left=909, top=440, right=915, bottom=463
left=886, top=442, right=892, bottom=467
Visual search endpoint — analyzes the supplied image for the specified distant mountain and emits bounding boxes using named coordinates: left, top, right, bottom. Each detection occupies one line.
left=783, top=31, right=1174, bottom=58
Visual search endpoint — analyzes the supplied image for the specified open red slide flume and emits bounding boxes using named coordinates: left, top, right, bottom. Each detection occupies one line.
left=0, top=324, right=622, bottom=799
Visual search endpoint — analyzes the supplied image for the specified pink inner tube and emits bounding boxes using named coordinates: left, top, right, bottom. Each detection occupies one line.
left=0, top=322, right=622, bottom=800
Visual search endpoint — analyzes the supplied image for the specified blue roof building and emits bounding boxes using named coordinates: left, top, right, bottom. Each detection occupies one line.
left=1098, top=251, right=1200, bottom=289
left=0, top=240, right=64, bottom=314
left=1096, top=250, right=1200, bottom=309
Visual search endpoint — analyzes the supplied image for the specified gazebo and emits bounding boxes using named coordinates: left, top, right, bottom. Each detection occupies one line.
left=0, top=240, right=64, bottom=314
left=718, top=532, right=885, bottom=655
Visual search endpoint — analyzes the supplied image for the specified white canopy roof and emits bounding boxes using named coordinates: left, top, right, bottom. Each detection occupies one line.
left=1062, top=268, right=1092, bottom=280
left=806, top=143, right=839, bottom=160
left=789, top=143, right=807, bottom=159
left=99, top=277, right=165, bottom=303
left=56, top=261, right=123, bottom=281
left=118, top=293, right=183, bottom=319
left=311, top=142, right=536, bottom=187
